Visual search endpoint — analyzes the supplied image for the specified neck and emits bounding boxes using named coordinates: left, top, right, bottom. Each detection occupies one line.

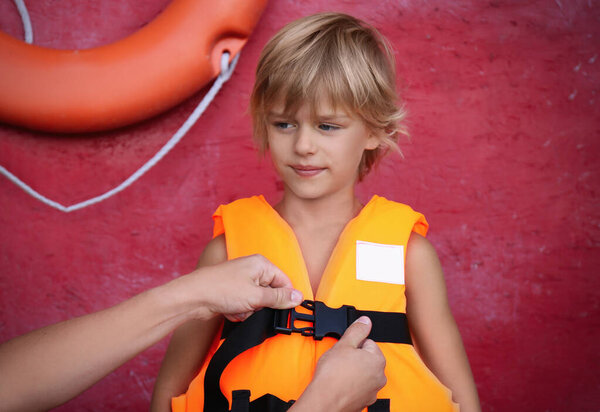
left=275, top=188, right=362, bottom=230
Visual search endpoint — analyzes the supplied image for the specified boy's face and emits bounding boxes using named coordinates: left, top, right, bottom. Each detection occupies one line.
left=266, top=97, right=380, bottom=202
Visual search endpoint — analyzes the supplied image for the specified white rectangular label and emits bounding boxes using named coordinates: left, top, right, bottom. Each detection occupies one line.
left=356, top=240, right=405, bottom=285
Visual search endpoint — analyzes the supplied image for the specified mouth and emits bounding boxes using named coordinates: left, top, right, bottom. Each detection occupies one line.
left=290, top=165, right=326, bottom=177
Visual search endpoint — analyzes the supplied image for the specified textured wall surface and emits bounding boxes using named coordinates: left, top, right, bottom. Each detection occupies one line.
left=0, top=1, right=598, bottom=411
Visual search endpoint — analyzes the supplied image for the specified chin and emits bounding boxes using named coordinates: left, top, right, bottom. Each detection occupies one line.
left=291, top=191, right=326, bottom=201
left=285, top=185, right=328, bottom=201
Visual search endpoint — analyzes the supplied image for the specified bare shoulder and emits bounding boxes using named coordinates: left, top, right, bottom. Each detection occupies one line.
left=197, top=234, right=227, bottom=268
left=406, top=232, right=436, bottom=256
left=405, top=232, right=449, bottom=309
left=405, top=232, right=443, bottom=277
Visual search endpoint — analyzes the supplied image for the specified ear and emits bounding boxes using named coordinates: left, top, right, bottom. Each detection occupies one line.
left=365, top=129, right=385, bottom=150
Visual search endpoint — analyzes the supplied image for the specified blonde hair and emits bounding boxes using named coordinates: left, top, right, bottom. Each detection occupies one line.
left=250, top=12, right=408, bottom=179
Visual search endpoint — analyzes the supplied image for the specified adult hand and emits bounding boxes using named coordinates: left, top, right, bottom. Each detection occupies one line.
left=291, top=317, right=387, bottom=412
left=178, top=254, right=303, bottom=322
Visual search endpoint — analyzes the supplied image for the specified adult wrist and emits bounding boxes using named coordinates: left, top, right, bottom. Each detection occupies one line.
left=293, top=379, right=340, bottom=412
left=153, top=271, right=214, bottom=324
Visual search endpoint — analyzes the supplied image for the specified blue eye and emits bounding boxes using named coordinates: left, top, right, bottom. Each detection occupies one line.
left=319, top=124, right=339, bottom=132
left=274, top=122, right=294, bottom=130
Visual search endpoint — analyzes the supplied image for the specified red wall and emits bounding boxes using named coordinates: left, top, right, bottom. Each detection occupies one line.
left=1, top=1, right=598, bottom=410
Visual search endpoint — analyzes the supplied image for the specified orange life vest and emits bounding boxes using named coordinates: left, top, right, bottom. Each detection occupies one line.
left=172, top=195, right=458, bottom=412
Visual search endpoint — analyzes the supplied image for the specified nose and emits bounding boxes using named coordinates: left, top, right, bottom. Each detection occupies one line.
left=294, top=125, right=317, bottom=156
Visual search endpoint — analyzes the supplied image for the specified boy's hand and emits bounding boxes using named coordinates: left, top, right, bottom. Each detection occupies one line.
left=292, top=317, right=387, bottom=412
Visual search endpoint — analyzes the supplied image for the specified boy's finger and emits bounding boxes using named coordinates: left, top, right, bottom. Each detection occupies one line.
left=338, top=316, right=372, bottom=348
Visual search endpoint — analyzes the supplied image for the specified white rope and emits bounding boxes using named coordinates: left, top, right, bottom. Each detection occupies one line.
left=13, top=0, right=33, bottom=44
left=0, top=52, right=239, bottom=213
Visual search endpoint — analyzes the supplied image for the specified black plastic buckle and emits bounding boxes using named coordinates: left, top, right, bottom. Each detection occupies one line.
left=274, top=300, right=354, bottom=340
left=274, top=300, right=316, bottom=337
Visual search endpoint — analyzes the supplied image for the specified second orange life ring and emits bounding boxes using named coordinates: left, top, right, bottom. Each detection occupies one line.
left=0, top=0, right=268, bottom=133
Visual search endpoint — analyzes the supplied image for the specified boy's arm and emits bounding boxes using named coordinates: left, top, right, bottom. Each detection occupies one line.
left=405, top=233, right=481, bottom=412
left=150, top=235, right=228, bottom=412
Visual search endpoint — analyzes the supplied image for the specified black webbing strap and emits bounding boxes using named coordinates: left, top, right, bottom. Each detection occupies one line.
left=272, top=300, right=412, bottom=344
left=230, top=391, right=294, bottom=412
left=348, top=307, right=412, bottom=344
left=230, top=390, right=251, bottom=412
left=204, top=300, right=410, bottom=411
left=204, top=309, right=278, bottom=411
left=231, top=390, right=390, bottom=412
left=369, top=398, right=391, bottom=412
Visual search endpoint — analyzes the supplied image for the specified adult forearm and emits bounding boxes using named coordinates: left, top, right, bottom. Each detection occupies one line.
left=0, top=255, right=300, bottom=411
left=290, top=383, right=337, bottom=412
left=0, top=277, right=199, bottom=412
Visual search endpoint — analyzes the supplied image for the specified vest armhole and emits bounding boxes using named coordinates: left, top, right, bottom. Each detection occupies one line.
left=412, top=213, right=429, bottom=237
left=171, top=393, right=187, bottom=412
left=212, top=205, right=225, bottom=238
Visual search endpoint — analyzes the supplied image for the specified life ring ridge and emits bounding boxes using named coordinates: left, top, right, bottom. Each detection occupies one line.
left=0, top=0, right=268, bottom=133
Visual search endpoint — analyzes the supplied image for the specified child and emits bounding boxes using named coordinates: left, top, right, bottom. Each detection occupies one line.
left=152, top=12, right=480, bottom=412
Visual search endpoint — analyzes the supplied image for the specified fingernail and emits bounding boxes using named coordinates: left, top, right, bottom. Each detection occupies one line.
left=355, top=316, right=371, bottom=325
left=291, top=290, right=303, bottom=304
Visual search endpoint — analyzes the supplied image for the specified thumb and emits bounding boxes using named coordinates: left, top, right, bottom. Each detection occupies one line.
left=338, top=316, right=372, bottom=348
left=258, top=286, right=303, bottom=310
left=360, top=338, right=382, bottom=355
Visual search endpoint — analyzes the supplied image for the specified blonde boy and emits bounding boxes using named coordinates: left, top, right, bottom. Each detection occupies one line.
left=153, top=13, right=480, bottom=412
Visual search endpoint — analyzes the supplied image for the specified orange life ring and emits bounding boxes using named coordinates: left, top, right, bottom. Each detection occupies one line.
left=0, top=0, right=267, bottom=133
